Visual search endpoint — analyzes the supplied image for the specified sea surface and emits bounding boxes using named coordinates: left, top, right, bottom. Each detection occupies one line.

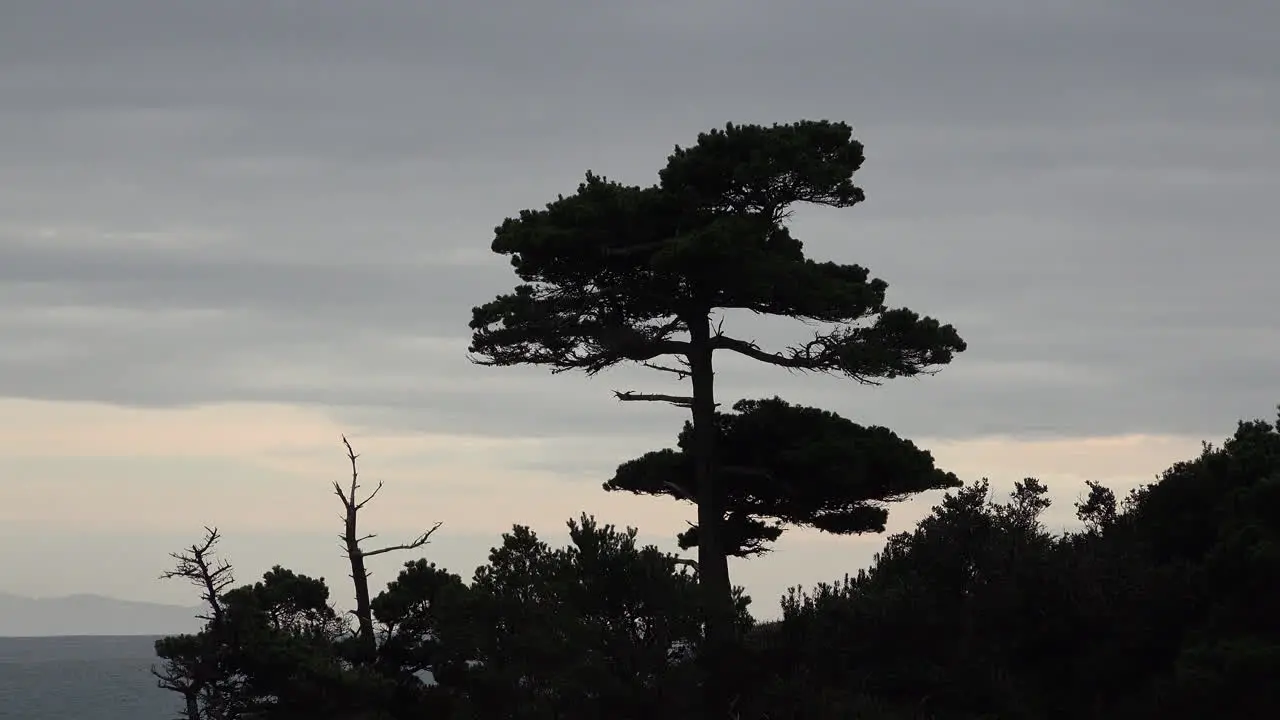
left=0, top=635, right=178, bottom=720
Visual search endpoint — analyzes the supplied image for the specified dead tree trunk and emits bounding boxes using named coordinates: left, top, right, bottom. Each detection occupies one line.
left=336, top=436, right=442, bottom=664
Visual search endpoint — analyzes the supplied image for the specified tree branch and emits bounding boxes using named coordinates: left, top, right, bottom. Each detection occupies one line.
left=333, top=481, right=351, bottom=507
left=339, top=435, right=363, bottom=508
left=710, top=334, right=828, bottom=372
left=664, top=480, right=696, bottom=502
left=710, top=316, right=962, bottom=384
left=614, top=390, right=723, bottom=410
left=355, top=481, right=383, bottom=511
left=614, top=390, right=698, bottom=409
left=641, top=361, right=691, bottom=379
left=362, top=521, right=443, bottom=558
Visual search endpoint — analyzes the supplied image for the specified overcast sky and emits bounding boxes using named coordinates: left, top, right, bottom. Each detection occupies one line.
left=1, top=0, right=1276, bottom=621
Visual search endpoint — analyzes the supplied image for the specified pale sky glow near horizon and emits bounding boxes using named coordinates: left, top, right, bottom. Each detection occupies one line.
left=0, top=1, right=1276, bottom=619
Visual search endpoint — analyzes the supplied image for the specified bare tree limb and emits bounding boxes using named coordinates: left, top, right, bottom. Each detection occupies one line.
left=710, top=334, right=824, bottom=371
left=335, top=436, right=444, bottom=663
left=355, top=481, right=384, bottom=511
left=641, top=361, right=691, bottom=379
left=363, top=521, right=444, bottom=558
left=614, top=389, right=716, bottom=409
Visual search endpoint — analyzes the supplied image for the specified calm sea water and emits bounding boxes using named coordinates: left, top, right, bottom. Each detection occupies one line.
left=0, top=636, right=179, bottom=719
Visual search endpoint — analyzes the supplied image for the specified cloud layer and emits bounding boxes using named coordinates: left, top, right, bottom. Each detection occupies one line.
left=3, top=0, right=1276, bottom=442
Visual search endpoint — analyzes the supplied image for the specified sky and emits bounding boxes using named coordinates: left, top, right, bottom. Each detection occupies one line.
left=0, top=0, right=1276, bottom=619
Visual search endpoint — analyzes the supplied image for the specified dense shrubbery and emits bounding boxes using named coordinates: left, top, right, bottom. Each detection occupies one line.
left=155, top=410, right=1280, bottom=719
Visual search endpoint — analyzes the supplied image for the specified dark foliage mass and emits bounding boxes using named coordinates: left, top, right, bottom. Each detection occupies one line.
left=605, top=397, right=961, bottom=556
left=152, top=121, right=1275, bottom=718
left=155, top=410, right=1280, bottom=719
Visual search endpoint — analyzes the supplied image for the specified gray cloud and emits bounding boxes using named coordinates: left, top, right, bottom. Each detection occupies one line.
left=0, top=0, right=1276, bottom=444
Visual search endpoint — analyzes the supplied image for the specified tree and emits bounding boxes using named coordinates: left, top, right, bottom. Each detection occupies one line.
left=469, top=119, right=965, bottom=715
left=211, top=566, right=374, bottom=719
left=335, top=435, right=443, bottom=664
left=605, top=397, right=961, bottom=556
left=370, top=557, right=473, bottom=705
left=452, top=515, right=734, bottom=719
left=1108, top=410, right=1280, bottom=718
left=756, top=478, right=1063, bottom=719
left=152, top=527, right=238, bottom=720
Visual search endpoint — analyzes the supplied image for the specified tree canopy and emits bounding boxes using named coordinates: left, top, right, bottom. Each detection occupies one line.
left=606, top=397, right=961, bottom=556
left=469, top=121, right=964, bottom=384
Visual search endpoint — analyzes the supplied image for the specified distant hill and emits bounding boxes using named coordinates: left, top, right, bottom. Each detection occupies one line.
left=0, top=593, right=202, bottom=637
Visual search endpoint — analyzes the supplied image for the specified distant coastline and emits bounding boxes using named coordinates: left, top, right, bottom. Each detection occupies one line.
left=0, top=592, right=201, bottom=637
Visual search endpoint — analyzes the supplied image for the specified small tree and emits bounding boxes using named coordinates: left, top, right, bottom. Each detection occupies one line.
left=469, top=119, right=966, bottom=715
left=457, top=516, right=723, bottom=719
left=152, top=527, right=237, bottom=720
left=335, top=435, right=443, bottom=663
left=606, top=397, right=961, bottom=556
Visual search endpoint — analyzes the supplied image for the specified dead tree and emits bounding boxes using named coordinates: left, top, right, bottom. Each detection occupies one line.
left=152, top=527, right=236, bottom=720
left=336, top=435, right=442, bottom=662
left=161, top=527, right=234, bottom=628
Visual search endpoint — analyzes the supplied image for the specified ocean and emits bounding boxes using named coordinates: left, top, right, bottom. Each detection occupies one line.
left=0, top=636, right=178, bottom=720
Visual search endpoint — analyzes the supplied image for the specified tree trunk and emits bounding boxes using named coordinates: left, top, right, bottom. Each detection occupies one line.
left=688, top=313, right=734, bottom=718
left=344, top=510, right=378, bottom=662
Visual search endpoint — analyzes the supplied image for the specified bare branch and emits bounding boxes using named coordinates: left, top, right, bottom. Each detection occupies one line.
left=641, top=361, right=691, bottom=379
left=710, top=334, right=821, bottom=370
left=333, top=480, right=351, bottom=507
left=363, top=521, right=444, bottom=558
left=354, top=481, right=384, bottom=510
left=335, top=435, right=446, bottom=663
left=613, top=390, right=706, bottom=409
left=341, top=434, right=361, bottom=507
left=672, top=558, right=699, bottom=571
